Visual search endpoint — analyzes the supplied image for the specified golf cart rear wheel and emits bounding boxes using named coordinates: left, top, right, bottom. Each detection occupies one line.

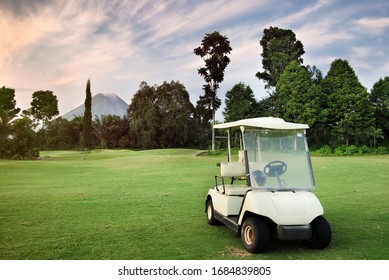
left=206, top=199, right=219, bottom=225
left=241, top=217, right=270, bottom=253
left=303, top=216, right=332, bottom=249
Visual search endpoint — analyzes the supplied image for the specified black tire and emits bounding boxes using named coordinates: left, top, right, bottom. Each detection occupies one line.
left=206, top=199, right=219, bottom=225
left=241, top=216, right=270, bottom=253
left=303, top=216, right=332, bottom=249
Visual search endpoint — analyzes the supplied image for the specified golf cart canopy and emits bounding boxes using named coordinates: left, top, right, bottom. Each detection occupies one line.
left=214, top=117, right=315, bottom=191
left=214, top=117, right=309, bottom=131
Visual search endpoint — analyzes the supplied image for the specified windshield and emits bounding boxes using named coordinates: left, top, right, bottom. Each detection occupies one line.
left=243, top=129, right=315, bottom=191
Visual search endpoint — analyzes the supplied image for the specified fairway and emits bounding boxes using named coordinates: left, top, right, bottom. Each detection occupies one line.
left=0, top=149, right=388, bottom=260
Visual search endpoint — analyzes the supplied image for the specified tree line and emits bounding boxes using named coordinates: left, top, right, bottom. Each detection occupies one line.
left=0, top=80, right=211, bottom=159
left=222, top=27, right=389, bottom=152
left=1, top=27, right=389, bottom=159
left=223, top=61, right=389, bottom=149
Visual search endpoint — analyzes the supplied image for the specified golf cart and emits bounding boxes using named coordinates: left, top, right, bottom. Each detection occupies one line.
left=205, top=117, right=331, bottom=253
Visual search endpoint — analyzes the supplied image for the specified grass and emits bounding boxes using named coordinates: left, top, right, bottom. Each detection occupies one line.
left=0, top=149, right=388, bottom=260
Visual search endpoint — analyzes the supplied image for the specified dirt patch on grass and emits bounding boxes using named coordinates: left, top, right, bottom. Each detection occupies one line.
left=222, top=246, right=252, bottom=258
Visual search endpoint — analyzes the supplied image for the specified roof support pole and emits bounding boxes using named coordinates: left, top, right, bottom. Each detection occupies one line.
left=227, top=128, right=231, bottom=162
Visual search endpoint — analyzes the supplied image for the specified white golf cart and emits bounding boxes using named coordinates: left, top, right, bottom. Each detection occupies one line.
left=205, top=117, right=331, bottom=253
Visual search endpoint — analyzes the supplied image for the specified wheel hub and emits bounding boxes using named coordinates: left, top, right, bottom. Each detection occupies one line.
left=243, top=225, right=253, bottom=245
left=207, top=205, right=212, bottom=219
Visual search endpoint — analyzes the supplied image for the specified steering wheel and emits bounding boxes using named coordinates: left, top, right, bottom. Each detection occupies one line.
left=264, top=161, right=287, bottom=177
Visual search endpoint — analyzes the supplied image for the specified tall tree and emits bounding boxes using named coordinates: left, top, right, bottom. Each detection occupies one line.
left=256, top=26, right=305, bottom=89
left=10, top=116, right=39, bottom=159
left=194, top=95, right=213, bottom=149
left=128, top=81, right=196, bottom=149
left=255, top=95, right=278, bottom=118
left=223, top=82, right=257, bottom=122
left=30, top=90, right=59, bottom=147
left=82, top=79, right=93, bottom=149
left=155, top=81, right=195, bottom=148
left=322, top=59, right=374, bottom=145
left=30, top=90, right=59, bottom=129
left=128, top=82, right=159, bottom=149
left=0, top=86, right=20, bottom=126
left=369, top=77, right=389, bottom=141
left=275, top=61, right=326, bottom=143
left=194, top=31, right=232, bottom=151
left=0, top=86, right=21, bottom=158
left=306, top=65, right=323, bottom=85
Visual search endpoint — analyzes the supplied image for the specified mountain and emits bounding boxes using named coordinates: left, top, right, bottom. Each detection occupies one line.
left=62, top=93, right=128, bottom=120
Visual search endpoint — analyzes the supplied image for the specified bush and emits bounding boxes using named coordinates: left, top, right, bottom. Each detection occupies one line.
left=346, top=145, right=358, bottom=155
left=311, top=145, right=332, bottom=156
left=11, top=149, right=40, bottom=160
left=357, top=145, right=370, bottom=155
left=376, top=146, right=387, bottom=155
left=334, top=145, right=347, bottom=156
left=312, top=144, right=387, bottom=156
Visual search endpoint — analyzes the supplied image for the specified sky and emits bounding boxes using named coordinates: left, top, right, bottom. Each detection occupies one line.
left=1, top=0, right=389, bottom=121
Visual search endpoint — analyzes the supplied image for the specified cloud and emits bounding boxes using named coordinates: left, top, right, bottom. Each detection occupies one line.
left=0, top=7, right=49, bottom=70
left=354, top=17, right=389, bottom=35
left=351, top=46, right=385, bottom=58
left=276, top=0, right=333, bottom=26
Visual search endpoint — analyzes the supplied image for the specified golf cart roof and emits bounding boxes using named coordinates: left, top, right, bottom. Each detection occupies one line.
left=214, top=117, right=309, bottom=130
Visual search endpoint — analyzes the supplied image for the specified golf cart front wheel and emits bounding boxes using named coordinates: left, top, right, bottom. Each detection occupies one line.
left=241, top=217, right=270, bottom=253
left=206, top=199, right=219, bottom=225
left=303, top=216, right=332, bottom=249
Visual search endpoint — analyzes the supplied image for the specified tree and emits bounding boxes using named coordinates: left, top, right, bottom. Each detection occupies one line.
left=194, top=31, right=232, bottom=151
left=30, top=90, right=59, bottom=147
left=275, top=61, right=326, bottom=143
left=82, top=79, right=93, bottom=149
left=369, top=77, right=389, bottom=141
left=45, top=117, right=82, bottom=149
left=306, top=65, right=323, bottom=85
left=321, top=59, right=374, bottom=145
left=256, top=26, right=305, bottom=89
left=128, top=81, right=196, bottom=149
left=30, top=90, right=59, bottom=128
left=128, top=82, right=159, bottom=149
left=65, top=116, right=84, bottom=148
left=255, top=95, right=277, bottom=117
left=93, top=114, right=129, bottom=148
left=223, top=83, right=257, bottom=122
left=155, top=81, right=195, bottom=148
left=194, top=95, right=213, bottom=149
left=10, top=116, right=39, bottom=159
left=0, top=86, right=21, bottom=158
left=0, top=86, right=20, bottom=127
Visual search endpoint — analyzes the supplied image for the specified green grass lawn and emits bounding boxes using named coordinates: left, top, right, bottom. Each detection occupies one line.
left=0, top=149, right=388, bottom=260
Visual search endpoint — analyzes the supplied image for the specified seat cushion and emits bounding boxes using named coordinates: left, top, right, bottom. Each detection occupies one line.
left=220, top=162, right=246, bottom=177
left=223, top=185, right=248, bottom=196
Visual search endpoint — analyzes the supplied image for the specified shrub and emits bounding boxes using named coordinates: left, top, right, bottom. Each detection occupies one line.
left=376, top=146, right=387, bottom=155
left=334, top=145, right=347, bottom=156
left=346, top=145, right=358, bottom=156
left=357, top=145, right=370, bottom=155
left=311, top=144, right=387, bottom=156
left=313, top=145, right=332, bottom=156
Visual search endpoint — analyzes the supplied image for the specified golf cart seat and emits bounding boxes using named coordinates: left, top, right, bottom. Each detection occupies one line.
left=223, top=185, right=249, bottom=196
left=216, top=162, right=248, bottom=196
left=220, top=162, right=246, bottom=178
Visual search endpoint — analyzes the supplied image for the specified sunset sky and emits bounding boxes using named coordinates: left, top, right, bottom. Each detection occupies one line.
left=1, top=0, right=388, bottom=120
